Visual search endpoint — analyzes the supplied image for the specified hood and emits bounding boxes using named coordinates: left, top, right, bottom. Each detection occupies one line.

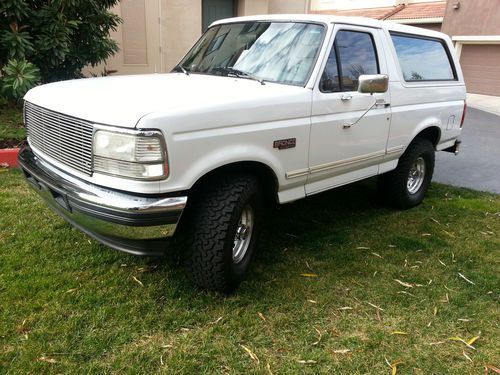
left=24, top=73, right=308, bottom=128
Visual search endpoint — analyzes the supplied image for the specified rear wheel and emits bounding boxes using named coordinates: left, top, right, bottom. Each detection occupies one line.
left=185, top=174, right=262, bottom=293
left=378, top=138, right=435, bottom=209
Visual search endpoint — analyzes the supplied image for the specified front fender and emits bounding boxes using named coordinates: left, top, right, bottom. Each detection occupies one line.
left=175, top=143, right=285, bottom=191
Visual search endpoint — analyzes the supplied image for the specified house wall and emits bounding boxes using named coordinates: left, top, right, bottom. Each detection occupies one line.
left=414, top=22, right=441, bottom=32
left=310, top=0, right=440, bottom=11
left=162, top=0, right=310, bottom=71
left=441, top=0, right=500, bottom=36
left=237, top=0, right=269, bottom=15
left=441, top=0, right=500, bottom=96
left=268, top=0, right=309, bottom=13
left=161, top=0, right=202, bottom=71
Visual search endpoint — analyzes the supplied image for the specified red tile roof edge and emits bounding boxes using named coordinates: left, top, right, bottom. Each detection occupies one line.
left=310, top=1, right=445, bottom=21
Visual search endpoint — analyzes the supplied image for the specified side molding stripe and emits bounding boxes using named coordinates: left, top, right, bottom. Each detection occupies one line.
left=286, top=150, right=388, bottom=179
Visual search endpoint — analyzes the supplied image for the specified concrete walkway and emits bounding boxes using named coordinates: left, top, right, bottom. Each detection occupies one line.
left=434, top=107, right=500, bottom=194
left=467, top=93, right=500, bottom=116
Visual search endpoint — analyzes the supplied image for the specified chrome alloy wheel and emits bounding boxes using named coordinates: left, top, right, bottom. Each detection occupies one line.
left=232, top=205, right=254, bottom=263
left=407, top=157, right=426, bottom=194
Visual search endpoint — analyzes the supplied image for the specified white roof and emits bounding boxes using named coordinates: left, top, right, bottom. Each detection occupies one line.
left=212, top=14, right=449, bottom=40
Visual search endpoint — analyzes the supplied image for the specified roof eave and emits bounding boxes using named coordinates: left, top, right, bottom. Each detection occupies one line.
left=388, top=17, right=443, bottom=24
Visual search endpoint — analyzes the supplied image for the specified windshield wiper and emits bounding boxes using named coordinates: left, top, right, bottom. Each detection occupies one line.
left=221, top=67, right=265, bottom=85
left=175, top=64, right=190, bottom=76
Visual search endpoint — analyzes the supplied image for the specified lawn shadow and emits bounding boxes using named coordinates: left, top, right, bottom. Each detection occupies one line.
left=148, top=177, right=401, bottom=299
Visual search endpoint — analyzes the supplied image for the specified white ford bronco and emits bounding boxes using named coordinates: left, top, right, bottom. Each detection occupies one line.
left=19, top=15, right=466, bottom=292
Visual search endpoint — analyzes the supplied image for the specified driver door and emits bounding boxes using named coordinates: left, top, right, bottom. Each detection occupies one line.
left=306, top=25, right=391, bottom=195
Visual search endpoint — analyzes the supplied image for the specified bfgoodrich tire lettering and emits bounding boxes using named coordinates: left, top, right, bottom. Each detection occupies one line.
left=186, top=174, right=262, bottom=293
left=378, top=138, right=435, bottom=209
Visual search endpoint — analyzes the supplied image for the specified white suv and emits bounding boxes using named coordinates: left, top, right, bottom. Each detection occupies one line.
left=19, top=15, right=466, bottom=292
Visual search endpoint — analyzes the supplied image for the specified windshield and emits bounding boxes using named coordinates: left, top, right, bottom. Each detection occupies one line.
left=176, top=21, right=325, bottom=86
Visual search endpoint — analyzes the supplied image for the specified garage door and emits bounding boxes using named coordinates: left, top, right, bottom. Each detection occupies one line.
left=460, top=44, right=500, bottom=96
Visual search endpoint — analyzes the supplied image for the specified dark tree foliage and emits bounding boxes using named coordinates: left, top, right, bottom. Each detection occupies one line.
left=0, top=0, right=121, bottom=98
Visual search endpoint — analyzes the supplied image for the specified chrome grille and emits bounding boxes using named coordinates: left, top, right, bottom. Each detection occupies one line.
left=25, top=102, right=93, bottom=175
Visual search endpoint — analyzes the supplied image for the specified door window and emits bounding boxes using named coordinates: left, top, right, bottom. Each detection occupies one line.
left=320, top=30, right=379, bottom=93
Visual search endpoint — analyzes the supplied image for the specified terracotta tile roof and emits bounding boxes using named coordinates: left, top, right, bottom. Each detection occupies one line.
left=311, top=6, right=402, bottom=20
left=311, top=1, right=445, bottom=21
left=387, top=1, right=446, bottom=20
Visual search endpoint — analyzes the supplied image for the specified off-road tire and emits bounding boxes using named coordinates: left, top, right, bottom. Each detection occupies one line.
left=378, top=138, right=435, bottom=209
left=185, top=174, right=262, bottom=293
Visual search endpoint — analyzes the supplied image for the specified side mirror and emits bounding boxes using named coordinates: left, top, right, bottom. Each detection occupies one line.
left=358, top=74, right=388, bottom=94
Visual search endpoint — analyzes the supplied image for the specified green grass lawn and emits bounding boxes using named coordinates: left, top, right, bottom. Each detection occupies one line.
left=1, top=169, right=498, bottom=374
left=0, top=104, right=25, bottom=148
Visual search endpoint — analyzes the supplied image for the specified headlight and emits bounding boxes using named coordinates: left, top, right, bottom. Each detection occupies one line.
left=93, top=129, right=168, bottom=180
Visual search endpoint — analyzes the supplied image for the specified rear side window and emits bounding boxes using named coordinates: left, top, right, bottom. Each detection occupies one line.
left=390, top=33, right=456, bottom=81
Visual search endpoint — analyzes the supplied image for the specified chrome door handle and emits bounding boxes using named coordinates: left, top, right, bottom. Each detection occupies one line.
left=375, top=99, right=390, bottom=107
left=341, top=94, right=353, bottom=101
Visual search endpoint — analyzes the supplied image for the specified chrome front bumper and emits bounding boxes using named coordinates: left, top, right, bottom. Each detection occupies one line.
left=18, top=145, right=187, bottom=256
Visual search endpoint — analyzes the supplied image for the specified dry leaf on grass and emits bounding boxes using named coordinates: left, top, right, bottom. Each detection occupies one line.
left=467, top=336, right=480, bottom=345
left=458, top=273, right=476, bottom=285
left=311, top=328, right=322, bottom=346
left=132, top=276, right=144, bottom=287
left=438, top=259, right=447, bottom=267
left=442, top=293, right=449, bottom=303
left=240, top=345, right=259, bottom=364
left=448, top=336, right=477, bottom=350
left=442, top=230, right=456, bottom=237
left=485, top=364, right=500, bottom=374
left=37, top=356, right=57, bottom=364
left=332, top=349, right=351, bottom=355
left=429, top=341, right=445, bottom=345
left=385, top=358, right=403, bottom=375
left=366, top=301, right=384, bottom=311
left=208, top=316, right=223, bottom=325
left=391, top=331, right=407, bottom=335
left=398, top=291, right=415, bottom=297
left=394, top=279, right=413, bottom=288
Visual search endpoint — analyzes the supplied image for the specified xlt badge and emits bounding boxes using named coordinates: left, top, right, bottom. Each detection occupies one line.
left=273, top=138, right=296, bottom=150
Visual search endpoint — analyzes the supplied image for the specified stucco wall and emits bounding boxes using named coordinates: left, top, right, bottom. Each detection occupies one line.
left=162, top=0, right=202, bottom=71
left=413, top=22, right=441, bottom=32
left=441, top=0, right=500, bottom=36
left=268, top=0, right=309, bottom=13
left=237, top=0, right=269, bottom=15
left=310, top=0, right=440, bottom=11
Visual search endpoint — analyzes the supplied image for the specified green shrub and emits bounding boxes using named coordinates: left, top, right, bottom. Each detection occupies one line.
left=1, top=59, right=40, bottom=100
left=0, top=0, right=121, bottom=100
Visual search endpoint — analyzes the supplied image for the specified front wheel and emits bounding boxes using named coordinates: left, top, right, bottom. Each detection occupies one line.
left=378, top=138, right=435, bottom=209
left=185, top=174, right=263, bottom=293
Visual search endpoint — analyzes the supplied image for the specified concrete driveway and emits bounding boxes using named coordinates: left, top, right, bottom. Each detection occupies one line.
left=434, top=108, right=500, bottom=194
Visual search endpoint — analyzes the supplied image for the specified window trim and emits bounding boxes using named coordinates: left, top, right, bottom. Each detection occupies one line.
left=320, top=29, right=381, bottom=94
left=390, top=31, right=458, bottom=83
